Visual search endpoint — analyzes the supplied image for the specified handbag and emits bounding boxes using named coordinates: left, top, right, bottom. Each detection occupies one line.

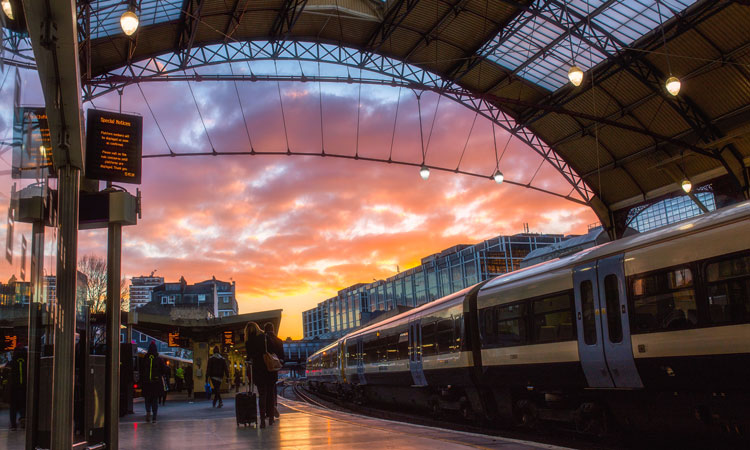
left=263, top=335, right=282, bottom=372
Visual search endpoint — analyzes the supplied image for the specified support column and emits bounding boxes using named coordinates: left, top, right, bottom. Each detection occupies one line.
left=105, top=218, right=122, bottom=449
left=51, top=165, right=80, bottom=450
left=25, top=220, right=44, bottom=450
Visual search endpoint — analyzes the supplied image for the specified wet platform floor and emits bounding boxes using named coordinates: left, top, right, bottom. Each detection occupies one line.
left=2, top=394, right=568, bottom=449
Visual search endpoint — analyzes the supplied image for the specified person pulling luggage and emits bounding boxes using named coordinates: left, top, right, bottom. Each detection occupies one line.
left=206, top=346, right=229, bottom=408
left=244, top=321, right=278, bottom=428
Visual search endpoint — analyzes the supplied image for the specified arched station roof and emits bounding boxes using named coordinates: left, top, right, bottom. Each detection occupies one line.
left=8, top=0, right=750, bottom=233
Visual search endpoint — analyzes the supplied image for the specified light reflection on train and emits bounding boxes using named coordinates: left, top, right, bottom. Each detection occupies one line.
left=307, top=201, right=750, bottom=439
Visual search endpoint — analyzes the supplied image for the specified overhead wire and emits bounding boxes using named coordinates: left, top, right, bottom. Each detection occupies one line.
left=185, top=70, right=217, bottom=153
left=273, top=59, right=291, bottom=152
left=387, top=86, right=403, bottom=162
left=229, top=62, right=256, bottom=151
left=136, top=82, right=174, bottom=155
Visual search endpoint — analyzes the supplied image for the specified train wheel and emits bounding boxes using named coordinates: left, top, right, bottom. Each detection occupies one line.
left=515, top=400, right=538, bottom=430
left=575, top=402, right=609, bottom=437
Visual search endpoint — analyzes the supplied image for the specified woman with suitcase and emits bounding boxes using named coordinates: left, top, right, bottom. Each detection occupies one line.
left=243, top=321, right=275, bottom=428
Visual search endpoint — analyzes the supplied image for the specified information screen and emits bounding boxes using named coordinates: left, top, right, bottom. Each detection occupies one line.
left=223, top=331, right=234, bottom=346
left=85, top=109, right=143, bottom=184
left=12, top=107, right=54, bottom=179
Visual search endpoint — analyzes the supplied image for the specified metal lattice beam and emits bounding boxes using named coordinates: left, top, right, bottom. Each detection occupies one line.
left=80, top=40, right=597, bottom=202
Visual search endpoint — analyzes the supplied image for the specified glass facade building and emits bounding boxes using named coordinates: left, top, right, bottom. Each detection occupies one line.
left=302, top=233, right=566, bottom=339
left=628, top=191, right=716, bottom=233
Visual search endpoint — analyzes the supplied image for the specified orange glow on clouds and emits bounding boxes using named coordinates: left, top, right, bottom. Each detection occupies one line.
left=76, top=79, right=597, bottom=339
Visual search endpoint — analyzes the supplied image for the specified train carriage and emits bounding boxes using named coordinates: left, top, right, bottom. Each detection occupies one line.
left=307, top=201, right=750, bottom=438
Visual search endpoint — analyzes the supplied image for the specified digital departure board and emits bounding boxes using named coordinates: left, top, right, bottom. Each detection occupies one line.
left=3, top=334, right=18, bottom=351
left=85, top=109, right=143, bottom=184
left=168, top=332, right=181, bottom=347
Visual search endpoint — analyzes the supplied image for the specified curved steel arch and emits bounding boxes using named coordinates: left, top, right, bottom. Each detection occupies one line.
left=84, top=39, right=595, bottom=203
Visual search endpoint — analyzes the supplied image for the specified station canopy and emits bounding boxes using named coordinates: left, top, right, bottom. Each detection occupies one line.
left=6, top=0, right=750, bottom=230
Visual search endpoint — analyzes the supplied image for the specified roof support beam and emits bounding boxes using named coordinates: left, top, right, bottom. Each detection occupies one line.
left=223, top=0, right=251, bottom=42
left=176, top=0, right=206, bottom=69
left=270, top=0, right=309, bottom=55
left=403, top=0, right=471, bottom=63
left=362, top=0, right=420, bottom=65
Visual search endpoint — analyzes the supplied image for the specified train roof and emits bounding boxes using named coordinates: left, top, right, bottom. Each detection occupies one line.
left=481, top=200, right=750, bottom=294
left=344, top=284, right=479, bottom=341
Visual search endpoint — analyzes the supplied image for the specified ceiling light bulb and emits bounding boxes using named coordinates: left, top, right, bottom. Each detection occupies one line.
left=568, top=65, right=583, bottom=87
left=493, top=169, right=504, bottom=184
left=419, top=165, right=430, bottom=180
left=1, top=0, right=13, bottom=20
left=120, top=9, right=139, bottom=36
left=666, top=76, right=681, bottom=96
left=681, top=178, right=692, bottom=193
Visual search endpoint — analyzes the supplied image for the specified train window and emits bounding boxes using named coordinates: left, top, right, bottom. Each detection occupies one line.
left=398, top=332, right=409, bottom=359
left=454, top=315, right=464, bottom=351
left=604, top=275, right=623, bottom=343
left=580, top=281, right=597, bottom=345
left=496, top=302, right=527, bottom=347
left=436, top=318, right=455, bottom=354
left=421, top=322, right=437, bottom=357
left=532, top=293, right=574, bottom=344
left=347, top=344, right=357, bottom=366
left=631, top=267, right=697, bottom=333
left=705, top=254, right=750, bottom=324
left=480, top=307, right=496, bottom=345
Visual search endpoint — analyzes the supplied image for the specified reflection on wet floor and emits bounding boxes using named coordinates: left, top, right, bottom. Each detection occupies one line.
left=2, top=394, right=565, bottom=450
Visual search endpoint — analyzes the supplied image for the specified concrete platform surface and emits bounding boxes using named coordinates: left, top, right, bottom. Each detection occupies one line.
left=2, top=393, right=569, bottom=449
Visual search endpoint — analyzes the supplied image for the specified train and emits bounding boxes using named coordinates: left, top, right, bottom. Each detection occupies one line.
left=306, top=200, right=750, bottom=439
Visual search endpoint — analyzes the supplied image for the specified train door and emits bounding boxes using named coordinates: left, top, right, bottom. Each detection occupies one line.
left=597, top=255, right=643, bottom=388
left=408, top=321, right=427, bottom=386
left=573, top=262, right=614, bottom=388
left=338, top=341, right=347, bottom=383
left=356, top=339, right=366, bottom=385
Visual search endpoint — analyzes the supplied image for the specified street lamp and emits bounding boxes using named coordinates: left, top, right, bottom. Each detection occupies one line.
left=120, top=6, right=139, bottom=36
left=681, top=178, right=692, bottom=193
left=493, top=169, right=504, bottom=184
left=666, top=76, right=681, bottom=96
left=568, top=65, right=584, bottom=87
left=419, top=165, right=430, bottom=180
left=1, top=0, right=13, bottom=20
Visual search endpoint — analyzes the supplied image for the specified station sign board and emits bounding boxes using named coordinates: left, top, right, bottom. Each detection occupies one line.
left=12, top=107, right=54, bottom=179
left=223, top=331, right=234, bottom=346
left=85, top=109, right=143, bottom=184
left=168, top=332, right=180, bottom=347
left=2, top=333, right=18, bottom=351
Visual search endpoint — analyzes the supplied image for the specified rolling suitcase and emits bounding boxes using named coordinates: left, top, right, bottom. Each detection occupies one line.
left=236, top=365, right=258, bottom=427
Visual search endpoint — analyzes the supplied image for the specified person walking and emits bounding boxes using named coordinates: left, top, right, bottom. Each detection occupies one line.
left=8, top=347, right=27, bottom=431
left=206, top=346, right=229, bottom=408
left=244, top=322, right=276, bottom=428
left=185, top=364, right=194, bottom=403
left=139, top=341, right=165, bottom=423
left=264, top=322, right=284, bottom=420
left=175, top=365, right=185, bottom=392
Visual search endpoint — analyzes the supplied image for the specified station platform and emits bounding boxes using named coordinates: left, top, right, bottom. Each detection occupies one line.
left=2, top=393, right=567, bottom=449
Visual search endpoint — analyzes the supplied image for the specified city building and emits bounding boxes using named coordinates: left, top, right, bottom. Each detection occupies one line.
left=128, top=273, right=165, bottom=310
left=302, top=232, right=567, bottom=339
left=138, top=276, right=239, bottom=318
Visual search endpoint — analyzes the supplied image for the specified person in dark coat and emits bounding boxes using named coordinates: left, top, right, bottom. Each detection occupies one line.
left=244, top=321, right=276, bottom=428
left=8, top=347, right=27, bottom=431
left=139, top=341, right=165, bottom=423
left=264, top=322, right=284, bottom=420
left=206, top=346, right=229, bottom=408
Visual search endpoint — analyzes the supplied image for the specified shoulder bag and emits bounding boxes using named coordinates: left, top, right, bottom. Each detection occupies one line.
left=263, top=335, right=282, bottom=372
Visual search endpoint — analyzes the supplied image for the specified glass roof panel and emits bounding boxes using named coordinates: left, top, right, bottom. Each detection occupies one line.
left=86, top=0, right=183, bottom=40
left=483, top=0, right=699, bottom=92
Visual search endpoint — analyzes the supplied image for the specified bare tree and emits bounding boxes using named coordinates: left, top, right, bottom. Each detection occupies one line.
left=77, top=254, right=129, bottom=313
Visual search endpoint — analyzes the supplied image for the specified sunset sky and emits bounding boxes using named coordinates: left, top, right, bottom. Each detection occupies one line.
left=2, top=62, right=597, bottom=339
